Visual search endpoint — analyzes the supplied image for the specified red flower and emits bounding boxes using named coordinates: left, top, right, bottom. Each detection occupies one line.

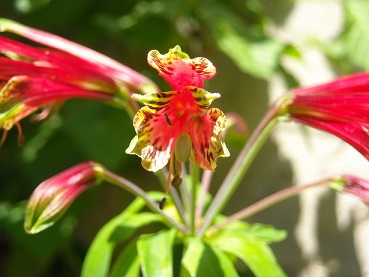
left=0, top=18, right=157, bottom=144
left=126, top=46, right=229, bottom=175
left=24, top=161, right=105, bottom=234
left=286, top=73, right=369, bottom=161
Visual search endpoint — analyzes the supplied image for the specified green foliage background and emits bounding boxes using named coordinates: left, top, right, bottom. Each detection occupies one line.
left=0, top=0, right=366, bottom=276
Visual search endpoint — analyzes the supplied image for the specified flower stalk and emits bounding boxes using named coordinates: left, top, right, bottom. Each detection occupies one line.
left=207, top=178, right=331, bottom=235
left=190, top=163, right=200, bottom=236
left=198, top=97, right=290, bottom=237
left=103, top=169, right=187, bottom=234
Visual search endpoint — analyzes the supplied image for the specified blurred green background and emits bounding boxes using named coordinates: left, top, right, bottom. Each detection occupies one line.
left=0, top=0, right=367, bottom=276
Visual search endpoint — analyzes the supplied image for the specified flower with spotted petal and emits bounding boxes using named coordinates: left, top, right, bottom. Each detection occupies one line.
left=126, top=46, right=229, bottom=180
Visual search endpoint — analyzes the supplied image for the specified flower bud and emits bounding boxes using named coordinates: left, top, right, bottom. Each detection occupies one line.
left=24, top=161, right=105, bottom=234
left=331, top=175, right=369, bottom=204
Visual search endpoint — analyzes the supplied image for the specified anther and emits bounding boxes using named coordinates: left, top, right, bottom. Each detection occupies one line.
left=171, top=175, right=182, bottom=188
left=159, top=197, right=167, bottom=210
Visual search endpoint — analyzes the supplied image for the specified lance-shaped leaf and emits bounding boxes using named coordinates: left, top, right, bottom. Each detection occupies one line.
left=81, top=192, right=165, bottom=277
left=137, top=229, right=176, bottom=277
left=207, top=229, right=286, bottom=277
left=24, top=161, right=105, bottom=234
left=182, top=238, right=238, bottom=277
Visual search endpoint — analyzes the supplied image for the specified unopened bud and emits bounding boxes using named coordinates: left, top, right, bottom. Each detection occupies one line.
left=24, top=161, right=105, bottom=234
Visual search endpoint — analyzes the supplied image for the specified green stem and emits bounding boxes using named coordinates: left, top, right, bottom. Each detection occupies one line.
left=103, top=169, right=187, bottom=234
left=198, top=102, right=284, bottom=237
left=196, top=170, right=213, bottom=220
left=208, top=178, right=333, bottom=234
left=190, top=164, right=200, bottom=236
left=179, top=166, right=191, bottom=225
left=155, top=170, right=186, bottom=225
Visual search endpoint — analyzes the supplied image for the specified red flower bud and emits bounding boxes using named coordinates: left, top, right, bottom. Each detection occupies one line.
left=24, top=161, right=105, bottom=234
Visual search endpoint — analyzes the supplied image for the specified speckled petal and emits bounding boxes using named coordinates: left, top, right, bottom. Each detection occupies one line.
left=189, top=87, right=220, bottom=111
left=147, top=45, right=216, bottom=89
left=132, top=90, right=177, bottom=110
left=125, top=106, right=177, bottom=172
left=189, top=108, right=229, bottom=170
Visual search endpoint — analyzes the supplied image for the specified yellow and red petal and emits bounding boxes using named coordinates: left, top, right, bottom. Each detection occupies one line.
left=147, top=45, right=216, bottom=90
left=190, top=87, right=220, bottom=111
left=189, top=108, right=229, bottom=170
left=126, top=106, right=178, bottom=172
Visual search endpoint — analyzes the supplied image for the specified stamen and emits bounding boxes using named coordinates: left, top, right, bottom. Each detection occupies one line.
left=31, top=108, right=51, bottom=122
left=160, top=155, right=174, bottom=210
left=159, top=197, right=167, bottom=210
left=172, top=158, right=182, bottom=177
left=171, top=175, right=182, bottom=188
left=0, top=129, right=8, bottom=147
left=15, top=122, right=25, bottom=146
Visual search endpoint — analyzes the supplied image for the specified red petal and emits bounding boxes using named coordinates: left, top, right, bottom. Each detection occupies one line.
left=0, top=19, right=155, bottom=91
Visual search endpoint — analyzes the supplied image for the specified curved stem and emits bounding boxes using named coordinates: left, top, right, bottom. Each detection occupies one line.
left=198, top=102, right=284, bottom=237
left=208, top=178, right=332, bottom=234
left=179, top=166, right=191, bottom=225
left=155, top=170, right=186, bottom=224
left=196, top=170, right=213, bottom=220
left=103, top=169, right=187, bottom=234
left=190, top=164, right=200, bottom=236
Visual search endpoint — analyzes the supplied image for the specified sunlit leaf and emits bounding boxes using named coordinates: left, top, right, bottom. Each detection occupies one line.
left=81, top=192, right=164, bottom=277
left=208, top=229, right=286, bottom=277
left=244, top=223, right=287, bottom=243
left=214, top=20, right=284, bottom=79
left=137, top=229, right=176, bottom=277
left=340, top=0, right=369, bottom=70
left=182, top=238, right=238, bottom=277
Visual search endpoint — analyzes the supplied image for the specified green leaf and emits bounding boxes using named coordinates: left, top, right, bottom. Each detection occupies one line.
left=81, top=193, right=164, bottom=277
left=244, top=223, right=287, bottom=243
left=215, top=217, right=287, bottom=243
left=137, top=229, right=176, bottom=277
left=110, top=239, right=140, bottom=277
left=14, top=0, right=51, bottom=13
left=215, top=20, right=284, bottom=79
left=182, top=238, right=238, bottom=277
left=341, top=0, right=369, bottom=70
left=208, top=229, right=286, bottom=277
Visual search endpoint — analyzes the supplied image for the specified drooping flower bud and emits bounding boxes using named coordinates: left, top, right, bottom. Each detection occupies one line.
left=0, top=18, right=158, bottom=144
left=285, top=73, right=369, bottom=162
left=24, top=161, right=105, bottom=234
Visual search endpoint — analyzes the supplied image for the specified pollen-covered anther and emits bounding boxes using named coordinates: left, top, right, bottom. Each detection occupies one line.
left=171, top=175, right=182, bottom=189
left=159, top=197, right=167, bottom=210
